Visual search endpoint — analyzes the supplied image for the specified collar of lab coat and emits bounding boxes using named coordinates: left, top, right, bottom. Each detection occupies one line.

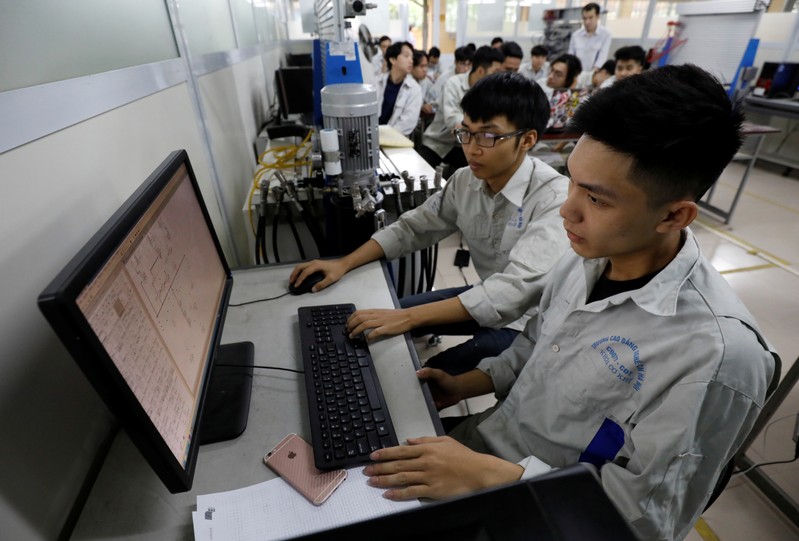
left=580, top=228, right=701, bottom=317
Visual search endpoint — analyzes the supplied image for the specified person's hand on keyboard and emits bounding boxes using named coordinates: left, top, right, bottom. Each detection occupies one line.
left=363, top=436, right=524, bottom=500
left=346, top=308, right=415, bottom=341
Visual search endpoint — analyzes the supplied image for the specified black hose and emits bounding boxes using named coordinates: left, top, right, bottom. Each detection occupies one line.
left=428, top=243, right=438, bottom=291
left=260, top=213, right=268, bottom=264
left=300, top=203, right=325, bottom=257
left=417, top=247, right=427, bottom=294
left=397, top=257, right=406, bottom=297
left=410, top=250, right=417, bottom=295
left=272, top=205, right=281, bottom=263
left=255, top=215, right=263, bottom=265
left=285, top=203, right=306, bottom=260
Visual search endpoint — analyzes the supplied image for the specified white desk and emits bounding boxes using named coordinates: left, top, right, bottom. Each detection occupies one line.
left=70, top=261, right=441, bottom=539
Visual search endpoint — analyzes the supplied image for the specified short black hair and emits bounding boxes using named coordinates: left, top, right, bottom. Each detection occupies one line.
left=582, top=2, right=601, bottom=14
left=614, top=45, right=646, bottom=66
left=501, top=41, right=524, bottom=60
left=531, top=45, right=548, bottom=58
left=551, top=54, right=582, bottom=87
left=471, top=45, right=505, bottom=74
left=379, top=35, right=391, bottom=45
left=455, top=46, right=475, bottom=64
left=570, top=64, right=744, bottom=206
left=428, top=46, right=441, bottom=58
left=466, top=43, right=477, bottom=51
left=599, top=59, right=616, bottom=73
left=491, top=37, right=504, bottom=46
left=385, top=42, right=412, bottom=69
left=461, top=72, right=550, bottom=139
left=413, top=49, right=428, bottom=67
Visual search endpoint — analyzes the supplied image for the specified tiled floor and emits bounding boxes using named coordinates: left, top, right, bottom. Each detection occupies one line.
left=413, top=159, right=799, bottom=540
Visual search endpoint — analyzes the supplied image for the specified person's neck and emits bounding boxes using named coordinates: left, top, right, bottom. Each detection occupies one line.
left=604, top=230, right=684, bottom=281
left=483, top=154, right=525, bottom=194
left=389, top=70, right=405, bottom=85
left=468, top=70, right=480, bottom=87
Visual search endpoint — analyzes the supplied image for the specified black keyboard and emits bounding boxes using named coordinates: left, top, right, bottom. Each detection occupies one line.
left=298, top=303, right=399, bottom=470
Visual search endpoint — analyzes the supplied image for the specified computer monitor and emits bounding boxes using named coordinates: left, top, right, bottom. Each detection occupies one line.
left=38, top=150, right=253, bottom=493
left=275, top=67, right=315, bottom=120
left=754, top=62, right=799, bottom=99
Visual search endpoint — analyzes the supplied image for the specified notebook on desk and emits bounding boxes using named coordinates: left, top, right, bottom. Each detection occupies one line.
left=547, top=88, right=591, bottom=132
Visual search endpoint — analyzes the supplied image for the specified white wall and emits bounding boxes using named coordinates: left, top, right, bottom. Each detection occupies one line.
left=0, top=18, right=286, bottom=541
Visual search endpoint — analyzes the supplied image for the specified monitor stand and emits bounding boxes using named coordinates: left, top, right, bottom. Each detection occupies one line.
left=199, top=341, right=255, bottom=445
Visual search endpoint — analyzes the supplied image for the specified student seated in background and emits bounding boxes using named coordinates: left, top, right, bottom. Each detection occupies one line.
left=601, top=45, right=647, bottom=88
left=591, top=59, right=616, bottom=89
left=375, top=42, right=423, bottom=137
left=428, top=46, right=474, bottom=110
left=544, top=53, right=582, bottom=98
left=411, top=49, right=435, bottom=117
left=491, top=36, right=504, bottom=49
left=416, top=46, right=505, bottom=171
left=500, top=41, right=524, bottom=72
left=427, top=46, right=442, bottom=81
left=290, top=73, right=569, bottom=375
left=520, top=45, right=549, bottom=85
left=372, top=35, right=392, bottom=77
left=362, top=64, right=777, bottom=541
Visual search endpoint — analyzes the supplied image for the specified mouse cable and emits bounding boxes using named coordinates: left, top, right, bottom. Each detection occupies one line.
left=732, top=412, right=799, bottom=478
left=216, top=363, right=304, bottom=374
left=228, top=291, right=290, bottom=307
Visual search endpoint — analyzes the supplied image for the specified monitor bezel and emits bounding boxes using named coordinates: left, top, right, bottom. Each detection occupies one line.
left=37, top=149, right=233, bottom=493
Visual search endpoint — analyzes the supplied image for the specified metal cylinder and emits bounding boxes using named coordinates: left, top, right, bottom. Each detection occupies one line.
left=320, top=84, right=380, bottom=195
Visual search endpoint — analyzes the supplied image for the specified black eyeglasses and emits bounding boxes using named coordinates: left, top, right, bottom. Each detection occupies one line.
left=453, top=128, right=530, bottom=148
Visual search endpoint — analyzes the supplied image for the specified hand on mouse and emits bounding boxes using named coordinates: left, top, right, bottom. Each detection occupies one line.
left=289, top=259, right=348, bottom=292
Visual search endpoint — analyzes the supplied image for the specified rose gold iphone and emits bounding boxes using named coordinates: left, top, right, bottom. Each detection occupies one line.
left=264, top=433, right=347, bottom=505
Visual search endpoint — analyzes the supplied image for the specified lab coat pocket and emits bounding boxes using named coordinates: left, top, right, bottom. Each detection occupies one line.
left=457, top=214, right=490, bottom=242
left=499, top=218, right=526, bottom=252
left=565, top=341, right=639, bottom=422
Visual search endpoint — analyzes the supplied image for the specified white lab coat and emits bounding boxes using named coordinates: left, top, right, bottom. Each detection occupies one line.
left=374, top=73, right=423, bottom=137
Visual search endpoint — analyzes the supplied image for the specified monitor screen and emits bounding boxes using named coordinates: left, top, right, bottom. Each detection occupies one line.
left=276, top=67, right=314, bottom=119
left=39, top=150, right=252, bottom=492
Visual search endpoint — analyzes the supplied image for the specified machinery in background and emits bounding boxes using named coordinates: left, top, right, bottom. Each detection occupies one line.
left=247, top=0, right=446, bottom=298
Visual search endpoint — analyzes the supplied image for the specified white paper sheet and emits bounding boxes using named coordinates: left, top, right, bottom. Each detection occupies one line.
left=193, top=467, right=420, bottom=540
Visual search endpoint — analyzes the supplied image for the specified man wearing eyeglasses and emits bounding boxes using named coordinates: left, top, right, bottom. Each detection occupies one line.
left=291, top=73, right=569, bottom=375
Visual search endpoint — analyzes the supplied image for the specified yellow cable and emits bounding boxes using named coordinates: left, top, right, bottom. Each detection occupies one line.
left=249, top=129, right=314, bottom=237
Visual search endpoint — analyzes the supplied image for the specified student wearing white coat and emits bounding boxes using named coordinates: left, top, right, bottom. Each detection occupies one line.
left=374, top=41, right=423, bottom=137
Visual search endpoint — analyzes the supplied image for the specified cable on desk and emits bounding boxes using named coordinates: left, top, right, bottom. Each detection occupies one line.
left=228, top=292, right=290, bottom=307
left=216, top=363, right=304, bottom=374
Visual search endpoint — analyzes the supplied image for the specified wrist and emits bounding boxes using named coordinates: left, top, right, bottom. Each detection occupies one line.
left=479, top=457, right=524, bottom=490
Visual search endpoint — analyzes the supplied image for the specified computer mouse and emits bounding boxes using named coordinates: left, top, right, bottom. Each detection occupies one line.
left=289, top=271, right=325, bottom=295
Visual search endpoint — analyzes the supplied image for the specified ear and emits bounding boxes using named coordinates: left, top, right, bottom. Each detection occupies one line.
left=521, top=129, right=538, bottom=150
left=655, top=200, right=697, bottom=233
